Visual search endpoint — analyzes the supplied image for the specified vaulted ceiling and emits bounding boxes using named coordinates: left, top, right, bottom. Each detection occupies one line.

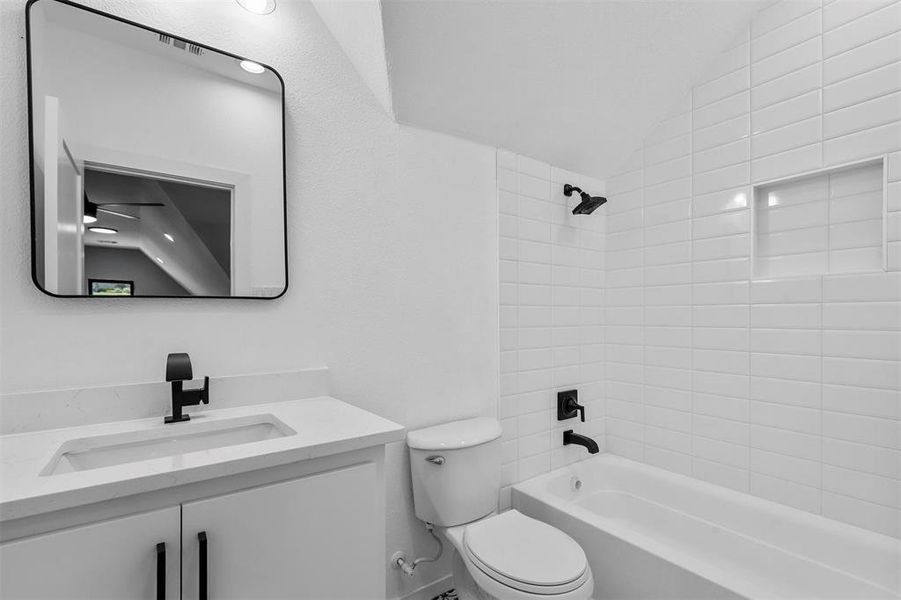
left=317, top=0, right=771, bottom=179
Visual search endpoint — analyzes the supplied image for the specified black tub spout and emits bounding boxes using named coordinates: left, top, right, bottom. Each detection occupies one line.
left=563, top=429, right=599, bottom=454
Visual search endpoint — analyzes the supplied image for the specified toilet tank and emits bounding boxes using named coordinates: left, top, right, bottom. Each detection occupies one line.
left=407, top=417, right=502, bottom=527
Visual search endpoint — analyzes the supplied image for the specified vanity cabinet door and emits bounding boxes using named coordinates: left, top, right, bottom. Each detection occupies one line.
left=182, top=462, right=382, bottom=600
left=0, top=506, right=180, bottom=600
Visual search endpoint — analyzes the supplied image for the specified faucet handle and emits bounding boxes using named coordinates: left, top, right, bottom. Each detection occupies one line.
left=166, top=352, right=193, bottom=382
left=557, top=389, right=586, bottom=422
left=200, top=376, right=210, bottom=404
left=566, top=398, right=585, bottom=422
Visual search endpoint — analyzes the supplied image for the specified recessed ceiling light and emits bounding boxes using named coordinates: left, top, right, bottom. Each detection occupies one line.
left=155, top=256, right=165, bottom=265
left=163, top=233, right=175, bottom=242
left=83, top=197, right=98, bottom=223
left=240, top=60, right=265, bottom=74
left=236, top=0, right=276, bottom=15
left=88, top=226, right=118, bottom=234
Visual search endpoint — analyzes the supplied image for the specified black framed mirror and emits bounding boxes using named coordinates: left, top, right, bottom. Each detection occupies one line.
left=26, top=0, right=287, bottom=298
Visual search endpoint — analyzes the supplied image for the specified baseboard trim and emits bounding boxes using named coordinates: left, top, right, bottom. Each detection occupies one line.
left=397, top=574, right=453, bottom=600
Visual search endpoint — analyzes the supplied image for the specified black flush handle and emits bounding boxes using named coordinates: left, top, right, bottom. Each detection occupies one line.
left=156, top=542, right=166, bottom=600
left=198, top=531, right=208, bottom=600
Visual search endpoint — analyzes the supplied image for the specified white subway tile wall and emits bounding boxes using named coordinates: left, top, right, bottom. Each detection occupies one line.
left=603, top=0, right=901, bottom=538
left=497, top=150, right=606, bottom=510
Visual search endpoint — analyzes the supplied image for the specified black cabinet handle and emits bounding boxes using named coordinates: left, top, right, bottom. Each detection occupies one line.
left=198, top=531, right=208, bottom=600
left=156, top=542, right=166, bottom=600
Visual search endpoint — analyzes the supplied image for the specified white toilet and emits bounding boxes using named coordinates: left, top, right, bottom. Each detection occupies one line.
left=407, top=417, right=593, bottom=600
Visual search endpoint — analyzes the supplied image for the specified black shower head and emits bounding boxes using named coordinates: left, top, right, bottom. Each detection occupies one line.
left=572, top=192, right=607, bottom=215
left=564, top=183, right=606, bottom=215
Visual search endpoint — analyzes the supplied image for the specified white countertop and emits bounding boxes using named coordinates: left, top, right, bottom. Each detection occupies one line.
left=0, top=397, right=405, bottom=522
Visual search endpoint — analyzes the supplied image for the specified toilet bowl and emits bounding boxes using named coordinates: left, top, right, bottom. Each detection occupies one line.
left=406, top=418, right=593, bottom=600
left=442, top=510, right=593, bottom=600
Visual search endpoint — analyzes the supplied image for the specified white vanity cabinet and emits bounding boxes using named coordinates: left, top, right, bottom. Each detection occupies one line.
left=181, top=462, right=381, bottom=599
left=0, top=506, right=181, bottom=599
left=1, top=459, right=384, bottom=599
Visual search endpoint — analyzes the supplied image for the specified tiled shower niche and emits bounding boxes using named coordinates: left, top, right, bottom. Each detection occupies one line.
left=754, top=159, right=886, bottom=279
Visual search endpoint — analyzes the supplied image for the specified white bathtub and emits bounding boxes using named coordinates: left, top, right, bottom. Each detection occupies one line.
left=513, top=454, right=900, bottom=600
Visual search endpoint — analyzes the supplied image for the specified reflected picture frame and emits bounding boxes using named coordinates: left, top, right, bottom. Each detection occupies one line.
left=88, top=279, right=134, bottom=296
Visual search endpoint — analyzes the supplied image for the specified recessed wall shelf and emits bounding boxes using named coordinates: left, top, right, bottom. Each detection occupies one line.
left=752, top=157, right=887, bottom=279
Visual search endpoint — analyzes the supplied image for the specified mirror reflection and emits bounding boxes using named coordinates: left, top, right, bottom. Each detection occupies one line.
left=28, top=0, right=287, bottom=298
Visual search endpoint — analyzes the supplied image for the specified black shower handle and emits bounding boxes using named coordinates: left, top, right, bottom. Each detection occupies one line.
left=557, top=390, right=586, bottom=422
left=567, top=398, right=585, bottom=422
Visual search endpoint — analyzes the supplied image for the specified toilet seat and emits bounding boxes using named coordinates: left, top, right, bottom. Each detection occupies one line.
left=461, top=510, right=589, bottom=595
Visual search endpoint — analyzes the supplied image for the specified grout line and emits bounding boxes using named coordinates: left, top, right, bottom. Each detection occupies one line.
left=752, top=74, right=821, bottom=110
left=693, top=116, right=749, bottom=148
left=695, top=132, right=755, bottom=156
left=639, top=139, right=647, bottom=464
left=694, top=63, right=751, bottom=98
left=745, top=28, right=754, bottom=494
left=497, top=149, right=505, bottom=447
left=823, top=1, right=901, bottom=37
left=752, top=3, right=822, bottom=41
left=823, top=26, right=901, bottom=63
left=753, top=131, right=823, bottom=163
left=751, top=54, right=822, bottom=90
left=823, top=88, right=901, bottom=116
left=821, top=486, right=901, bottom=514
left=757, top=242, right=882, bottom=260
left=693, top=105, right=751, bottom=133
left=747, top=469, right=822, bottom=497
left=693, top=179, right=753, bottom=197
left=819, top=239, right=826, bottom=514
left=694, top=92, right=751, bottom=119
left=752, top=31, right=822, bottom=67
left=646, top=131, right=693, bottom=151
left=642, top=170, right=688, bottom=189
left=823, top=119, right=901, bottom=143
left=823, top=58, right=901, bottom=91
left=643, top=145, right=693, bottom=169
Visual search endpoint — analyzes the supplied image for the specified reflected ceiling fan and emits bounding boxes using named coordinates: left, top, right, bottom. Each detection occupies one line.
left=83, top=192, right=163, bottom=223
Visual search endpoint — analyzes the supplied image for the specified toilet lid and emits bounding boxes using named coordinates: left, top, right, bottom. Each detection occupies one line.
left=463, top=510, right=588, bottom=592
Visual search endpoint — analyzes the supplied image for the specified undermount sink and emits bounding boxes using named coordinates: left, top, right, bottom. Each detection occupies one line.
left=41, top=414, right=296, bottom=476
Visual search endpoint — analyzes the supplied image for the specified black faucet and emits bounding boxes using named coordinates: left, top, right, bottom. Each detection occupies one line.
left=164, top=353, right=209, bottom=423
left=563, top=430, right=599, bottom=454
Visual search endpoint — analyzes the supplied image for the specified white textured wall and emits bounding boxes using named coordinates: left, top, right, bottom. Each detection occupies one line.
left=603, top=0, right=901, bottom=538
left=496, top=150, right=606, bottom=509
left=0, top=1, right=498, bottom=597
